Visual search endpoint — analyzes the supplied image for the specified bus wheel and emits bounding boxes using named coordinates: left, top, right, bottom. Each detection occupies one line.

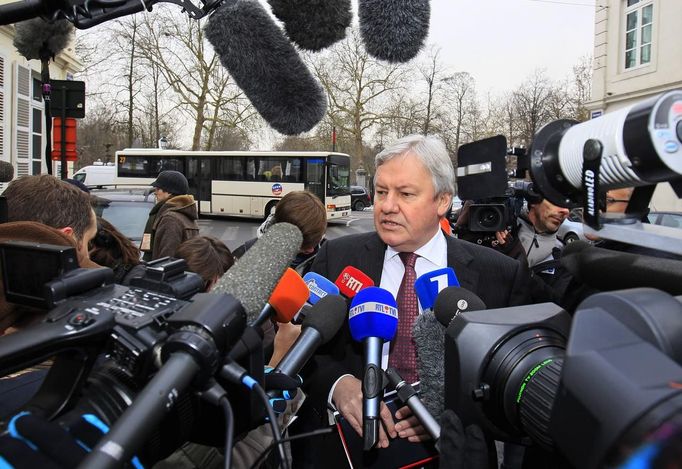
left=264, top=200, right=278, bottom=220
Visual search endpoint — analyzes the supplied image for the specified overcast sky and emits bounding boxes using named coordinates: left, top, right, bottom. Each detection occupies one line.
left=424, top=0, right=596, bottom=94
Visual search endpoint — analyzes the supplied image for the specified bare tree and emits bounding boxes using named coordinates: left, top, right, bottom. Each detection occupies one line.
left=418, top=46, right=449, bottom=135
left=309, top=29, right=408, bottom=171
left=512, top=69, right=554, bottom=146
left=439, top=71, right=477, bottom=157
left=571, top=55, right=593, bottom=122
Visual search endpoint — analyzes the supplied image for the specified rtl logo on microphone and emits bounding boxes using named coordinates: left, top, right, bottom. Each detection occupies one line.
left=342, top=273, right=365, bottom=293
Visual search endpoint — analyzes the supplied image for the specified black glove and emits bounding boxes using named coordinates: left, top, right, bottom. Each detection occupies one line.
left=0, top=411, right=143, bottom=469
left=439, top=409, right=488, bottom=469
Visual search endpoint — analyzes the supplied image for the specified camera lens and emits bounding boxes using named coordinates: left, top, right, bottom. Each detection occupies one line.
left=478, top=208, right=501, bottom=229
left=481, top=327, right=565, bottom=448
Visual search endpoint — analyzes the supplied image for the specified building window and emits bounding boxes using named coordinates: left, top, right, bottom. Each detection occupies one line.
left=624, top=0, right=653, bottom=69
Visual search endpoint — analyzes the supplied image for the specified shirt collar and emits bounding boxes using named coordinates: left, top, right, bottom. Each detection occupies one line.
left=386, top=228, right=446, bottom=265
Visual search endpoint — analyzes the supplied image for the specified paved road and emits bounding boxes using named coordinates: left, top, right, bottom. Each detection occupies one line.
left=197, top=209, right=376, bottom=252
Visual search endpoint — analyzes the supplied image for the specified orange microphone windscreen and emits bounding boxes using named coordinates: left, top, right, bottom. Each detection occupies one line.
left=269, top=267, right=310, bottom=322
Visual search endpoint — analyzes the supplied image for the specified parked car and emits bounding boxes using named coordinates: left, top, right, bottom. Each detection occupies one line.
left=557, top=208, right=589, bottom=244
left=647, top=211, right=682, bottom=229
left=350, top=185, right=371, bottom=211
left=91, top=187, right=155, bottom=243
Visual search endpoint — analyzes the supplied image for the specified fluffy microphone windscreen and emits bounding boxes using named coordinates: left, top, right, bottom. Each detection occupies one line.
left=302, top=294, right=347, bottom=344
left=213, top=222, right=302, bottom=323
left=0, top=161, right=14, bottom=183
left=268, top=0, right=351, bottom=51
left=205, top=0, right=327, bottom=135
left=269, top=267, right=310, bottom=322
left=412, top=311, right=444, bottom=416
left=14, top=18, right=73, bottom=60
left=359, top=0, right=430, bottom=63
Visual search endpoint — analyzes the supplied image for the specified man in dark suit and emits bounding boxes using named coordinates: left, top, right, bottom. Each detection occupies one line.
left=293, top=135, right=532, bottom=467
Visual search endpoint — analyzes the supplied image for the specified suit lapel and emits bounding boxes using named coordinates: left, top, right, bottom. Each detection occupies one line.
left=446, top=237, right=479, bottom=292
left=362, top=233, right=386, bottom=285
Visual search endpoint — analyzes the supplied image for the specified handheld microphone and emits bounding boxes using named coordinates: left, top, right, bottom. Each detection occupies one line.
left=268, top=0, right=351, bottom=51
left=293, top=272, right=340, bottom=324
left=304, top=271, right=340, bottom=304
left=358, top=0, right=430, bottom=63
left=385, top=367, right=440, bottom=444
left=434, top=286, right=487, bottom=328
left=252, top=267, right=310, bottom=327
left=561, top=242, right=682, bottom=295
left=349, top=286, right=399, bottom=451
left=273, top=294, right=347, bottom=378
left=13, top=17, right=73, bottom=60
left=0, top=161, right=14, bottom=183
left=204, top=0, right=327, bottom=135
left=334, top=265, right=375, bottom=298
left=414, top=267, right=459, bottom=313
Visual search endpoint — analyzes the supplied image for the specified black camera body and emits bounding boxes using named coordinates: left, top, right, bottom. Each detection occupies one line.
left=0, top=240, right=257, bottom=464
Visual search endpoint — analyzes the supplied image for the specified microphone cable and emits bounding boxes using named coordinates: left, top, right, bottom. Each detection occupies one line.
left=219, top=396, right=234, bottom=469
left=250, top=380, right=289, bottom=469
left=248, top=427, right=334, bottom=469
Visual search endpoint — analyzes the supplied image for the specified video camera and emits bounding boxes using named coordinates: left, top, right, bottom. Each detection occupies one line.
left=454, top=135, right=541, bottom=246
left=0, top=239, right=268, bottom=466
left=441, top=288, right=682, bottom=468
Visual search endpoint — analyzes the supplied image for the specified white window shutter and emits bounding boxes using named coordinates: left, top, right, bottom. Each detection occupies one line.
left=14, top=63, right=30, bottom=177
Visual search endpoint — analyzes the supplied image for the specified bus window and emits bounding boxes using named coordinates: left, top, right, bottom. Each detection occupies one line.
left=151, top=157, right=183, bottom=175
left=187, top=157, right=212, bottom=201
left=118, top=156, right=150, bottom=177
left=305, top=158, right=325, bottom=201
left=284, top=158, right=302, bottom=182
left=255, top=156, right=287, bottom=181
left=216, top=157, right=245, bottom=180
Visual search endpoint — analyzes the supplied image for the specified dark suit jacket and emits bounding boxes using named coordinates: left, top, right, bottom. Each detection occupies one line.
left=299, top=231, right=532, bottom=423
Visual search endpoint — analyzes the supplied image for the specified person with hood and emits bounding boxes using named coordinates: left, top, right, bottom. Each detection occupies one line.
left=141, top=170, right=199, bottom=261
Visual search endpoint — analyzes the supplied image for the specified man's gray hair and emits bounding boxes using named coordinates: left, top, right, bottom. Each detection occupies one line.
left=375, top=134, right=455, bottom=195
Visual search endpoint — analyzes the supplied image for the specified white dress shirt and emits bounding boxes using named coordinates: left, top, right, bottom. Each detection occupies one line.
left=327, top=229, right=449, bottom=414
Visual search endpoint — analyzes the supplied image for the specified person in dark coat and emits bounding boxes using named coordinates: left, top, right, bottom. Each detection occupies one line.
left=141, top=170, right=199, bottom=261
left=291, top=134, right=533, bottom=468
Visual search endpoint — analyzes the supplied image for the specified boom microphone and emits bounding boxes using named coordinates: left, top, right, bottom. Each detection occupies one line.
left=204, top=0, right=327, bottom=135
left=560, top=242, right=682, bottom=295
left=213, top=222, right=303, bottom=322
left=334, top=266, right=374, bottom=298
left=273, top=294, right=347, bottom=377
left=358, top=0, right=430, bottom=63
left=349, top=286, right=399, bottom=451
left=434, top=286, right=487, bottom=328
left=268, top=0, right=351, bottom=51
left=14, top=17, right=73, bottom=60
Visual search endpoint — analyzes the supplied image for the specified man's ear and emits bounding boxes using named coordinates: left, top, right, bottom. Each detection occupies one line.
left=437, top=193, right=453, bottom=217
left=59, top=227, right=74, bottom=237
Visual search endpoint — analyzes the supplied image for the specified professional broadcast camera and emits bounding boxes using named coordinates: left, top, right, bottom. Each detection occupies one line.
left=440, top=288, right=682, bottom=469
left=454, top=135, right=541, bottom=246
left=0, top=238, right=270, bottom=466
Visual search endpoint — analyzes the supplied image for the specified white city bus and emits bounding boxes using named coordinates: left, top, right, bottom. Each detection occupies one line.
left=114, top=149, right=352, bottom=219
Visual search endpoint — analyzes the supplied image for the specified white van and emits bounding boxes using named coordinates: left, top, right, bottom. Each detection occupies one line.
left=72, top=164, right=115, bottom=188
